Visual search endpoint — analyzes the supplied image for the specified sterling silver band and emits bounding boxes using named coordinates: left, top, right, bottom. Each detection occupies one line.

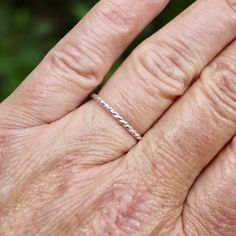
left=91, top=94, right=142, bottom=141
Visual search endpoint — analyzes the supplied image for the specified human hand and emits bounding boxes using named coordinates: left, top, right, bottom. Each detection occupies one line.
left=1, top=0, right=236, bottom=235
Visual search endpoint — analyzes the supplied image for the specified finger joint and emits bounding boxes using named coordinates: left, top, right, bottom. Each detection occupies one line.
left=48, top=42, right=104, bottom=90
left=200, top=58, right=236, bottom=123
left=132, top=38, right=201, bottom=100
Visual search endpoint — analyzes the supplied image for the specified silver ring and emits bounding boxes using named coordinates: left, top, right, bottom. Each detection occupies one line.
left=91, top=94, right=142, bottom=141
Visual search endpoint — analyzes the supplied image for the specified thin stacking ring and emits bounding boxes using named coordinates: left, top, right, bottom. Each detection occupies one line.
left=91, top=94, right=142, bottom=141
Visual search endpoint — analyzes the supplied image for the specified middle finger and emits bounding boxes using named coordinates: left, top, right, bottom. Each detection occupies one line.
left=66, top=0, right=236, bottom=164
left=98, top=0, right=236, bottom=134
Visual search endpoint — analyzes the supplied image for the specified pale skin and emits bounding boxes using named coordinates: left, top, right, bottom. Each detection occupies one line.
left=1, top=0, right=236, bottom=235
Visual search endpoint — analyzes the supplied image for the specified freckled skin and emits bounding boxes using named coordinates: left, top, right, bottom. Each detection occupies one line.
left=2, top=0, right=236, bottom=235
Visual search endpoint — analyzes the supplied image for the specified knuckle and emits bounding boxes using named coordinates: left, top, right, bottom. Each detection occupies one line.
left=200, top=58, right=236, bottom=122
left=48, top=42, right=104, bottom=89
left=132, top=39, right=199, bottom=99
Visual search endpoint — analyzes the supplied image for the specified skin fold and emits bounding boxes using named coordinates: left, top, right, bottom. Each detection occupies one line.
left=1, top=0, right=236, bottom=235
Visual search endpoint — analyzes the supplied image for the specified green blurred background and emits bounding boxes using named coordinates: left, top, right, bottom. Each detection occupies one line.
left=0, top=0, right=195, bottom=102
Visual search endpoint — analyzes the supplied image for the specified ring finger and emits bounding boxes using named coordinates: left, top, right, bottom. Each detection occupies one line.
left=97, top=0, right=236, bottom=133
left=65, top=0, right=236, bottom=164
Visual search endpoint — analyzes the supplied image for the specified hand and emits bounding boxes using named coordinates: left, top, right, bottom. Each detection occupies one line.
left=1, top=0, right=236, bottom=235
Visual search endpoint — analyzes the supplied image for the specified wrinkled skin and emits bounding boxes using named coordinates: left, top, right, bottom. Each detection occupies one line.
left=1, top=0, right=236, bottom=235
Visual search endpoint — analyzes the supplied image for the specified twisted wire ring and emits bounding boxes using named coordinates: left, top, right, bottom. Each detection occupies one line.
left=91, top=94, right=142, bottom=141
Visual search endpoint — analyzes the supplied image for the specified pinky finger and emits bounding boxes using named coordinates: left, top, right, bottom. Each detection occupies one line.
left=182, top=138, right=236, bottom=236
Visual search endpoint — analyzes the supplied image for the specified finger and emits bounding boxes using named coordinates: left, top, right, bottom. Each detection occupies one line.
left=97, top=0, right=236, bottom=134
left=129, top=38, right=236, bottom=207
left=63, top=0, right=236, bottom=165
left=182, top=138, right=236, bottom=236
left=0, top=0, right=169, bottom=128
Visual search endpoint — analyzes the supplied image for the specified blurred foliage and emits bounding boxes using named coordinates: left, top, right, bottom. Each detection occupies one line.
left=0, top=0, right=195, bottom=101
